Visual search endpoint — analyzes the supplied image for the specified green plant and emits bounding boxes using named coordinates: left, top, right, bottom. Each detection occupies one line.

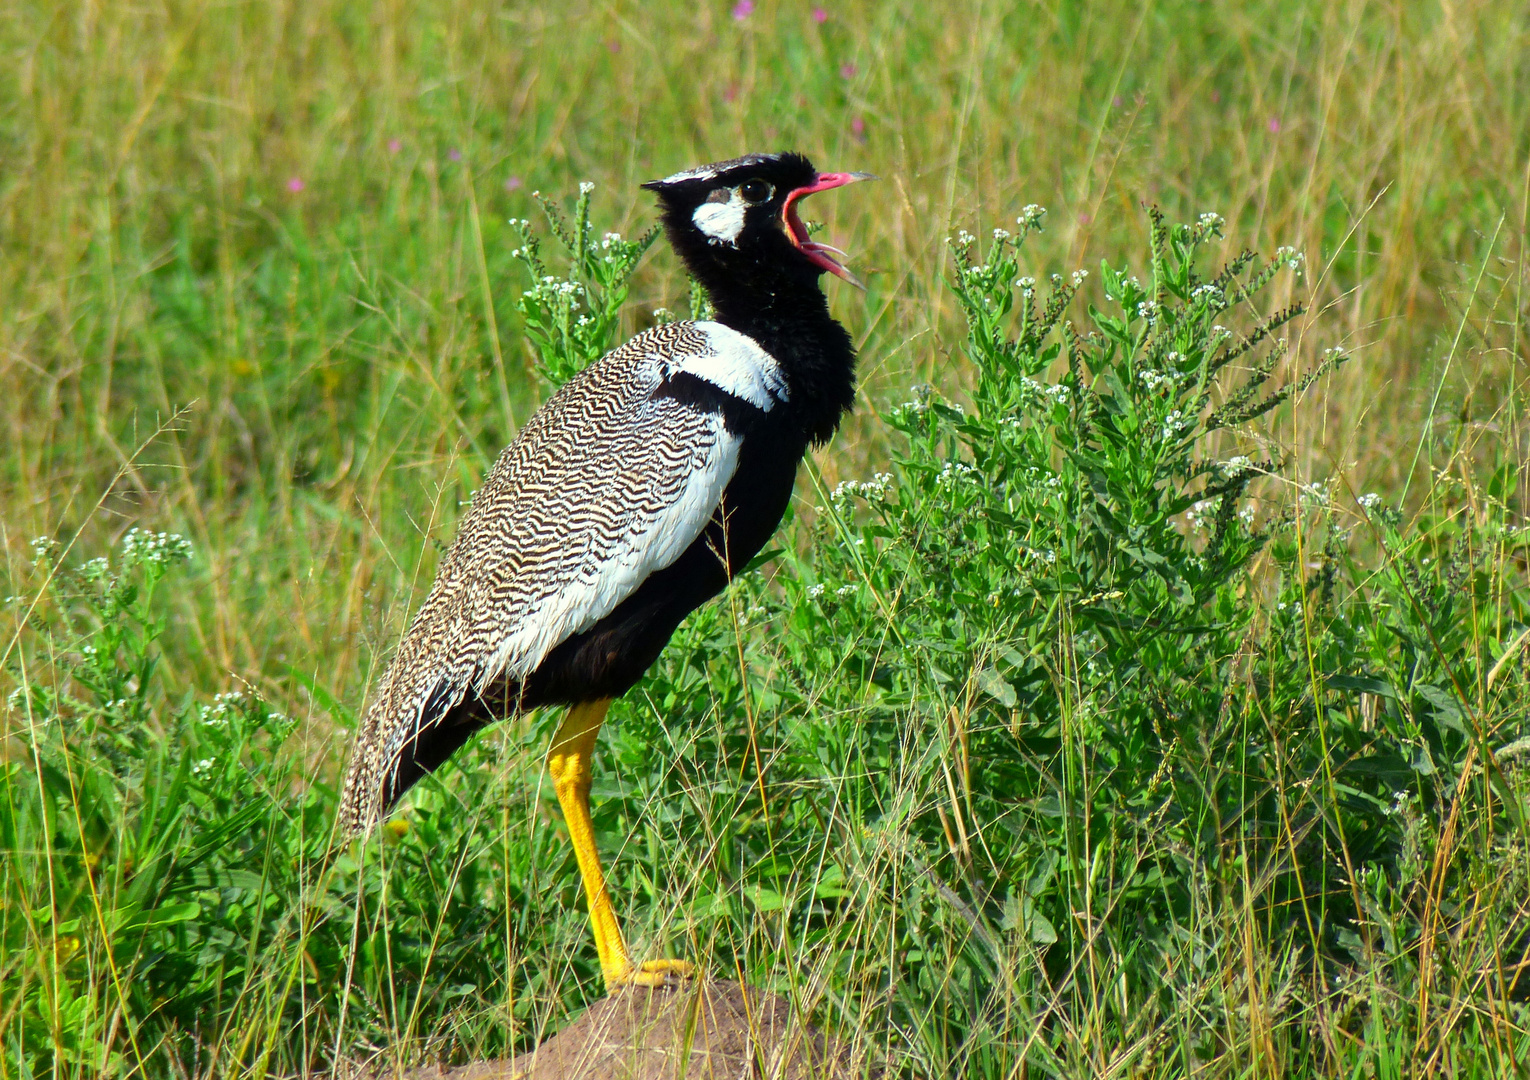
left=4, top=194, right=1526, bottom=1079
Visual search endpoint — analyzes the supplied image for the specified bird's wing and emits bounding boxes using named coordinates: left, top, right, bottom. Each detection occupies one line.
left=339, top=321, right=785, bottom=830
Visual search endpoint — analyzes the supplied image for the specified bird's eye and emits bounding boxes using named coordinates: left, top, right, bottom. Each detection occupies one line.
left=738, top=179, right=774, bottom=205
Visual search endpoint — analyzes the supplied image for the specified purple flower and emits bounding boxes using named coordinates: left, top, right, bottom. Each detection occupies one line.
left=1078, top=212, right=1091, bottom=225
left=732, top=0, right=753, bottom=19
left=723, top=83, right=739, bottom=103
left=448, top=148, right=462, bottom=161
left=505, top=176, right=523, bottom=192
left=1210, top=89, right=1221, bottom=104
left=812, top=6, right=828, bottom=22
left=387, top=138, right=402, bottom=153
left=851, top=115, right=866, bottom=139
left=840, top=62, right=857, bottom=79
left=286, top=177, right=304, bottom=193
left=606, top=38, right=621, bottom=53
left=1113, top=95, right=1123, bottom=107
left=1267, top=117, right=1281, bottom=132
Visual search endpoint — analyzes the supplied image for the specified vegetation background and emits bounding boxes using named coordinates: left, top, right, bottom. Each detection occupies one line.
left=2, top=0, right=1528, bottom=1076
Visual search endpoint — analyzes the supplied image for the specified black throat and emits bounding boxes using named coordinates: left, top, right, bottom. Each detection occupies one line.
left=680, top=244, right=857, bottom=447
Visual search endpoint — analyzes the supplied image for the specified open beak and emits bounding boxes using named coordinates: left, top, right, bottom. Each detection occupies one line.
left=782, top=171, right=876, bottom=289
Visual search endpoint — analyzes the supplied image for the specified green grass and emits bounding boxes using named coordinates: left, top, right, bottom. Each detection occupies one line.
left=2, top=0, right=1529, bottom=1076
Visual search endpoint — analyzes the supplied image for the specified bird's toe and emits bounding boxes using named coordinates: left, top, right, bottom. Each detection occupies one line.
left=613, top=958, right=696, bottom=988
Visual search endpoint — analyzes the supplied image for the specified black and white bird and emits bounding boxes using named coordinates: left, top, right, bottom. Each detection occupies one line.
left=339, top=152, right=870, bottom=989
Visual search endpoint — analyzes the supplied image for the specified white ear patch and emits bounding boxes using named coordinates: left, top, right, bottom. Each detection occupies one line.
left=692, top=195, right=746, bottom=246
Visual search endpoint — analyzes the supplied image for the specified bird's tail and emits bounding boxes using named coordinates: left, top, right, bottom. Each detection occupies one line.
left=338, top=655, right=495, bottom=835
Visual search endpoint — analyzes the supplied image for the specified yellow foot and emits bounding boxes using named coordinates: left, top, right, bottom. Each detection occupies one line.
left=609, top=958, right=697, bottom=989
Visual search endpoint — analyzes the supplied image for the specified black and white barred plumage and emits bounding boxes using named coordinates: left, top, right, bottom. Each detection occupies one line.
left=341, top=152, right=865, bottom=832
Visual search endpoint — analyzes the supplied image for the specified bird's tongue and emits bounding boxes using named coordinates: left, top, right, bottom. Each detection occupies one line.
left=782, top=171, right=873, bottom=288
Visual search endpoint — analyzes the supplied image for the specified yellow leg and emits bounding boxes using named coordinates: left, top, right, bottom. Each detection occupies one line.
left=547, top=699, right=695, bottom=992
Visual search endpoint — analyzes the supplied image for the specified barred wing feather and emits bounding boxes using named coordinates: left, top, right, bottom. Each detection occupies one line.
left=339, top=322, right=780, bottom=830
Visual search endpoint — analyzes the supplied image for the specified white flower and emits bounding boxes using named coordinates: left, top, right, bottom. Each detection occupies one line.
left=198, top=690, right=246, bottom=727
left=1358, top=492, right=1382, bottom=511
left=1018, top=204, right=1046, bottom=227
left=30, top=536, right=58, bottom=561
left=1198, top=211, right=1225, bottom=231
left=992, top=227, right=1011, bottom=242
left=832, top=473, right=894, bottom=503
left=1191, top=283, right=1225, bottom=307
left=1160, top=409, right=1190, bottom=440
left=937, top=461, right=977, bottom=487
left=807, top=583, right=826, bottom=599
left=1137, top=299, right=1160, bottom=322
left=1275, top=246, right=1306, bottom=275
left=121, top=528, right=194, bottom=568
left=578, top=181, right=595, bottom=194
left=835, top=584, right=857, bottom=597
left=1070, top=268, right=1088, bottom=287
left=1220, top=456, right=1252, bottom=475
left=192, top=758, right=216, bottom=777
left=601, top=232, right=622, bottom=248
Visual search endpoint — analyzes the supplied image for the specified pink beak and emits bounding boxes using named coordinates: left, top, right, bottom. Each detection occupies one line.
left=782, top=171, right=875, bottom=288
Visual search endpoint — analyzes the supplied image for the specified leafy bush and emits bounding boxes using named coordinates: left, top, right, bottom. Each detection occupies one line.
left=3, top=194, right=1526, bottom=1078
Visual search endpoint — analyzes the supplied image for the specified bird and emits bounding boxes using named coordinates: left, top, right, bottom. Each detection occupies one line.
left=339, top=151, right=871, bottom=991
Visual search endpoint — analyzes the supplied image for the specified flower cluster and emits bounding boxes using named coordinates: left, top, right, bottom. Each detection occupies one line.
left=1018, top=376, right=1070, bottom=409
left=831, top=472, right=894, bottom=503
left=1191, top=282, right=1226, bottom=308
left=1160, top=409, right=1191, bottom=441
left=1275, top=246, right=1306, bottom=274
left=1138, top=368, right=1183, bottom=392
left=1185, top=499, right=1215, bottom=531
left=198, top=690, right=247, bottom=727
left=937, top=461, right=978, bottom=487
left=525, top=275, right=585, bottom=303
left=120, top=528, right=194, bottom=569
left=891, top=384, right=933, bottom=424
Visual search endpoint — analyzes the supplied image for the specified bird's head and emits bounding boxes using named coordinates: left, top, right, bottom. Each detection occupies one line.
left=642, top=152, right=873, bottom=291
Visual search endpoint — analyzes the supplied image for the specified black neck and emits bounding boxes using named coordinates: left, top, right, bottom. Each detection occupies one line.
left=693, top=261, right=857, bottom=446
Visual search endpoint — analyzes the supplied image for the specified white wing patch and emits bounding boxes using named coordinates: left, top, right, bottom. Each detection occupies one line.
left=474, top=415, right=742, bottom=690
left=692, top=196, right=746, bottom=245
left=655, top=154, right=776, bottom=186
left=676, top=323, right=789, bottom=410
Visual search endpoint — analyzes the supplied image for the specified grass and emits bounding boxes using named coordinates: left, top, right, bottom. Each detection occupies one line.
left=2, top=0, right=1529, bottom=1076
